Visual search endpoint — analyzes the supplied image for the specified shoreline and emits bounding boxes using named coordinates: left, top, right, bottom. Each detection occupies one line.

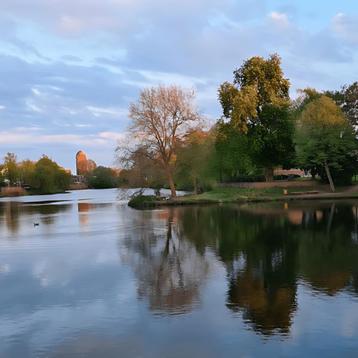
left=129, top=186, right=358, bottom=209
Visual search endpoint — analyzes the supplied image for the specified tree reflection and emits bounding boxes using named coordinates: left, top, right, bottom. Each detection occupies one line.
left=1, top=202, right=21, bottom=235
left=0, top=202, right=71, bottom=234
left=176, top=202, right=358, bottom=336
left=120, top=209, right=209, bottom=315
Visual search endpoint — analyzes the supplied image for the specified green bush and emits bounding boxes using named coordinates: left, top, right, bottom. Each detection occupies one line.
left=128, top=195, right=158, bottom=209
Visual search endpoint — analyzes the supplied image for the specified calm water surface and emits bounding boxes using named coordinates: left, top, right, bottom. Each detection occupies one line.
left=1, top=189, right=358, bottom=357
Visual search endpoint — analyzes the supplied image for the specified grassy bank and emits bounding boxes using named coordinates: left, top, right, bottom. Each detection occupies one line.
left=129, top=185, right=358, bottom=208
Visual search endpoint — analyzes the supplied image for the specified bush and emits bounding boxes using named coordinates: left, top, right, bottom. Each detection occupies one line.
left=87, top=166, right=118, bottom=189
left=128, top=195, right=158, bottom=209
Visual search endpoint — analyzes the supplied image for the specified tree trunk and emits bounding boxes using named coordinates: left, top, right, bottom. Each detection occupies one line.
left=193, top=177, right=198, bottom=195
left=324, top=160, right=335, bottom=192
left=264, top=167, right=274, bottom=182
left=166, top=168, right=177, bottom=198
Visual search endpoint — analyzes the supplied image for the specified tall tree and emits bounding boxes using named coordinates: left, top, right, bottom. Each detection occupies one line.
left=128, top=85, right=200, bottom=197
left=218, top=54, right=294, bottom=181
left=3, top=153, right=18, bottom=185
left=296, top=96, right=358, bottom=190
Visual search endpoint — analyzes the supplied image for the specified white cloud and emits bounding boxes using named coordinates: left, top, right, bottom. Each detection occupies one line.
left=269, top=12, right=290, bottom=27
left=86, top=105, right=127, bottom=118
left=0, top=128, right=124, bottom=147
left=333, top=12, right=358, bottom=44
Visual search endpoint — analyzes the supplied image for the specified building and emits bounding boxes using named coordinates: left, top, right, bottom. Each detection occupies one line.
left=76, top=150, right=97, bottom=176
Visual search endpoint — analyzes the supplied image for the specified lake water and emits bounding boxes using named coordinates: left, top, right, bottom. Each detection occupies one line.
left=1, top=189, right=358, bottom=357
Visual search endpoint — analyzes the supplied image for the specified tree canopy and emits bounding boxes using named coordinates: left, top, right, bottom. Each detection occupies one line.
left=218, top=54, right=294, bottom=181
left=126, top=85, right=201, bottom=197
left=296, top=96, right=358, bottom=187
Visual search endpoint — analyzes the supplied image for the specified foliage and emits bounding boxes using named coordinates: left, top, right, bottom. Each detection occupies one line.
left=127, top=85, right=201, bottom=197
left=30, top=156, right=71, bottom=194
left=0, top=163, right=5, bottom=187
left=18, top=160, right=36, bottom=185
left=296, top=96, right=358, bottom=185
left=175, top=130, right=216, bottom=192
left=3, top=153, right=19, bottom=185
left=249, top=104, right=295, bottom=177
left=218, top=54, right=294, bottom=181
left=87, top=166, right=118, bottom=189
left=326, top=81, right=358, bottom=131
left=214, top=121, right=256, bottom=182
left=118, top=145, right=166, bottom=188
left=128, top=195, right=158, bottom=209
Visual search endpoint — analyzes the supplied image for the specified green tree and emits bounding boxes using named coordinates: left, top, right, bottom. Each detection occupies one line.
left=30, top=156, right=70, bottom=194
left=87, top=166, right=118, bottom=189
left=218, top=54, right=294, bottom=181
left=214, top=121, right=255, bottom=182
left=175, top=130, right=216, bottom=193
left=326, top=82, right=358, bottom=131
left=296, top=96, right=358, bottom=190
left=18, top=160, right=36, bottom=186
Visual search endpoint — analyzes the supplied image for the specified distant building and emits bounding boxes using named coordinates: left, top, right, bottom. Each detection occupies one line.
left=76, top=150, right=97, bottom=175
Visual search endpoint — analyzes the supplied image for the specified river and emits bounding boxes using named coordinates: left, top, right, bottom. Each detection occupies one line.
left=1, top=189, right=358, bottom=357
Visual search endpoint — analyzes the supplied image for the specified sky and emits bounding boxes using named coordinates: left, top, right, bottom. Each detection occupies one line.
left=0, top=0, right=357, bottom=172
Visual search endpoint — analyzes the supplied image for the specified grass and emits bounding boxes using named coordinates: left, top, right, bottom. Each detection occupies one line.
left=128, top=183, right=358, bottom=209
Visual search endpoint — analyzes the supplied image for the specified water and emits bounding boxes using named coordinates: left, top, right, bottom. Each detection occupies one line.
left=0, top=189, right=358, bottom=357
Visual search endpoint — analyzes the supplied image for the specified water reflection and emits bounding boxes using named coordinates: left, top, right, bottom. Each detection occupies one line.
left=121, top=210, right=210, bottom=315
left=0, top=201, right=71, bottom=234
left=1, top=191, right=358, bottom=357
left=173, top=201, right=358, bottom=335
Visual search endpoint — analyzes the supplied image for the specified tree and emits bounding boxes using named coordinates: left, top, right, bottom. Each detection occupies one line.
left=296, top=96, right=358, bottom=190
left=214, top=121, right=255, bottom=182
left=218, top=54, right=294, bottom=181
left=3, top=152, right=19, bottom=185
left=18, top=160, right=35, bottom=186
left=326, top=82, right=358, bottom=131
left=30, top=156, right=71, bottom=194
left=175, top=129, right=216, bottom=193
left=0, top=163, right=5, bottom=187
left=87, top=166, right=118, bottom=189
left=128, top=85, right=200, bottom=197
left=118, top=144, right=166, bottom=189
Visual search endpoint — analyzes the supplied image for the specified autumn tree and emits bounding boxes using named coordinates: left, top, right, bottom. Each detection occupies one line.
left=296, top=96, right=358, bottom=191
left=218, top=54, right=294, bottom=181
left=3, top=153, right=19, bottom=185
left=127, top=85, right=200, bottom=197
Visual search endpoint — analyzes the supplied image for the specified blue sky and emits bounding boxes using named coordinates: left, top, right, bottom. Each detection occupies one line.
left=0, top=0, right=357, bottom=172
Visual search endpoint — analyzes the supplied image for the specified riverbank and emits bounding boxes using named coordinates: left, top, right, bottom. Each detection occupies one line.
left=129, top=185, right=358, bottom=208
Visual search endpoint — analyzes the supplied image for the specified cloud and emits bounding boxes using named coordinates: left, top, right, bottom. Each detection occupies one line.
left=333, top=13, right=358, bottom=44
left=269, top=11, right=290, bottom=27
left=0, top=0, right=357, bottom=169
